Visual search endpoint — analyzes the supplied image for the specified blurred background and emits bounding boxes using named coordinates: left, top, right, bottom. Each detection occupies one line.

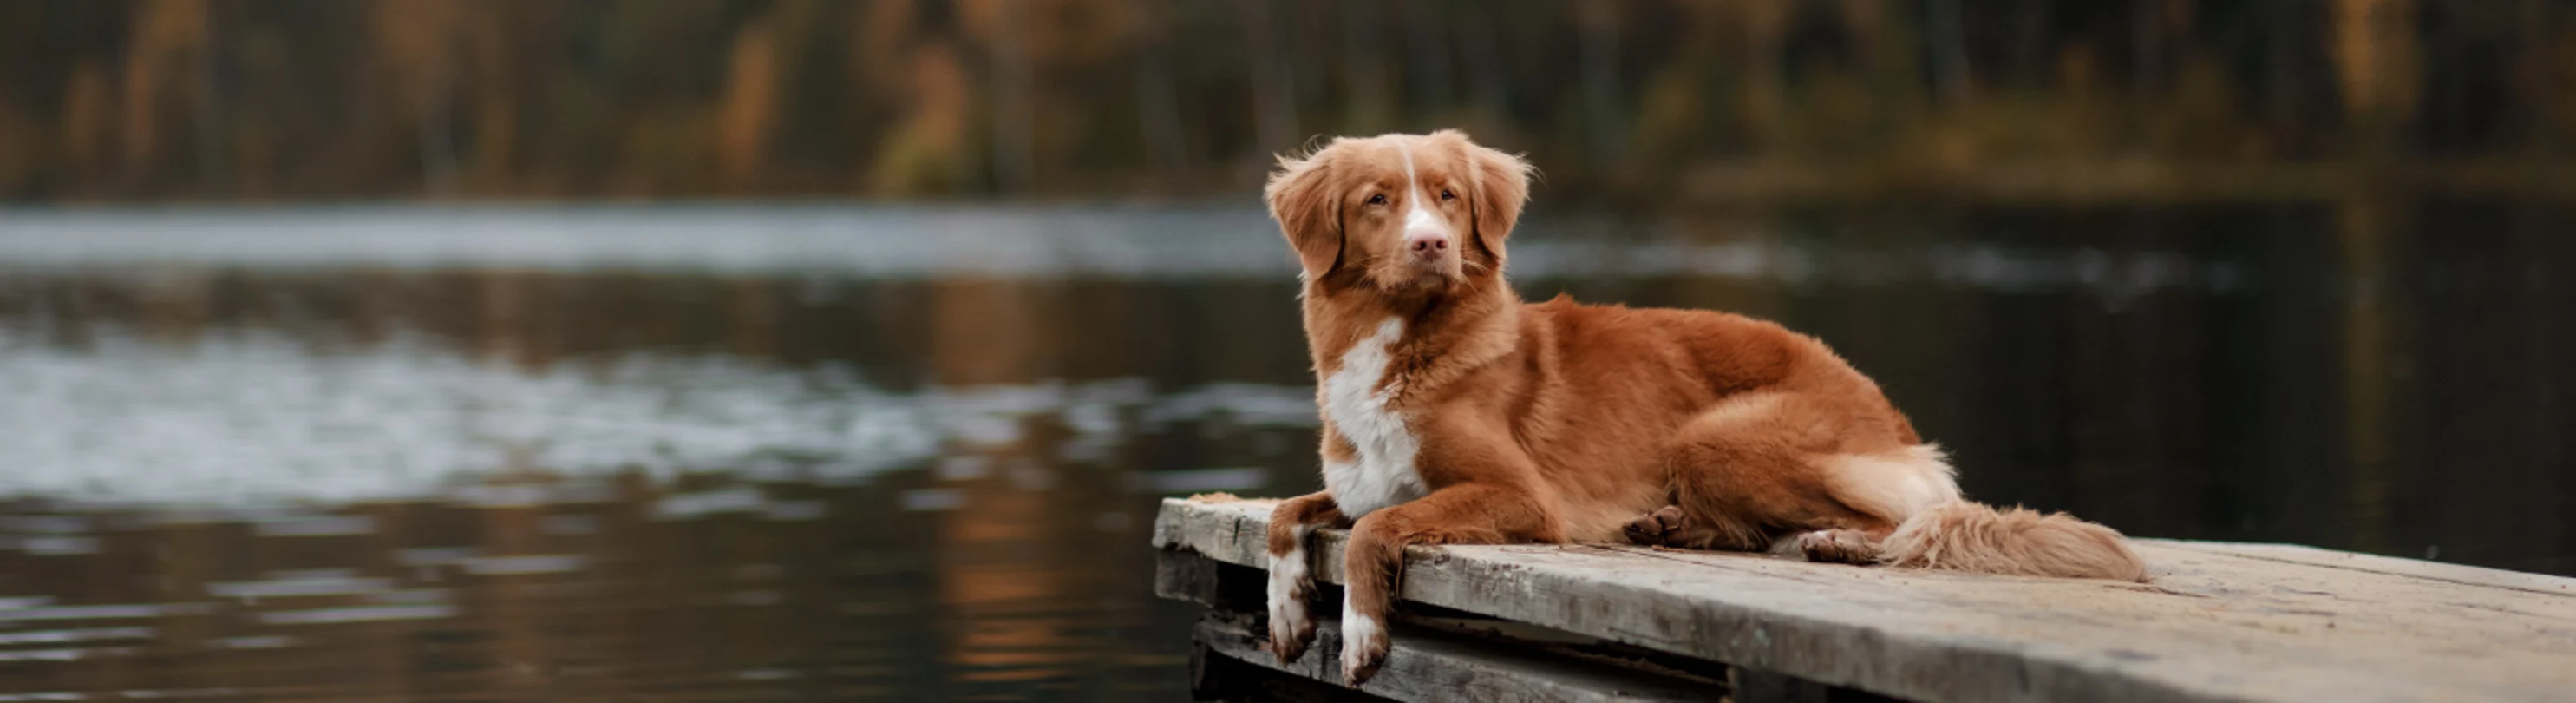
left=0, top=0, right=2570, bottom=700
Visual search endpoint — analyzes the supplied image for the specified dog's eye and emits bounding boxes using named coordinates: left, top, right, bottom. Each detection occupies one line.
left=1366, top=194, right=1388, bottom=206
left=1440, top=189, right=1456, bottom=201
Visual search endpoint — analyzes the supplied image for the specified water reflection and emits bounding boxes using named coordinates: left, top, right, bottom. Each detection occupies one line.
left=0, top=203, right=2566, bottom=700
left=0, top=263, right=1315, bottom=700
left=0, top=357, right=1299, bottom=700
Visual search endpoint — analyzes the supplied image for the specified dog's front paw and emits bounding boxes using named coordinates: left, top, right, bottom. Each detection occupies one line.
left=1338, top=610, right=1389, bottom=687
left=1265, top=551, right=1317, bottom=662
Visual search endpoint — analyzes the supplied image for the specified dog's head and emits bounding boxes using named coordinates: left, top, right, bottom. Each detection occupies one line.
left=1265, top=130, right=1531, bottom=293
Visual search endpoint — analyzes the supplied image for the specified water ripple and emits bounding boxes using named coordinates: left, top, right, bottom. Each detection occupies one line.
left=0, top=331, right=1316, bottom=509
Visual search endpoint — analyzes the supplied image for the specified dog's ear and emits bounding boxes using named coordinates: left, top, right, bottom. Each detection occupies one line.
left=1455, top=133, right=1531, bottom=266
left=1265, top=148, right=1343, bottom=279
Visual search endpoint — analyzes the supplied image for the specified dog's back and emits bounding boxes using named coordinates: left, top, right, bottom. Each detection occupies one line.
left=1489, top=297, right=1929, bottom=540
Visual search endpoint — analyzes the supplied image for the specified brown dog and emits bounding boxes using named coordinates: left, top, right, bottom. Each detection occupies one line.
left=1259, top=130, right=2147, bottom=686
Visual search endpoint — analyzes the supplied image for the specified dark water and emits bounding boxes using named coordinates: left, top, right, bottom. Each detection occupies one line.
left=0, top=202, right=2565, bottom=700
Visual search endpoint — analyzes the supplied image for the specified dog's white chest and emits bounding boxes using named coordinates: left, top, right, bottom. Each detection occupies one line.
left=1321, top=318, right=1427, bottom=518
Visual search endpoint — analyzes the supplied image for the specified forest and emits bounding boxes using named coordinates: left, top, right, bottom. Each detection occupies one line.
left=3, top=0, right=2571, bottom=202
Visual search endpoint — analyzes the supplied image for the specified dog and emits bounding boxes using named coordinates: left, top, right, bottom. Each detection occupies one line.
left=1258, top=130, right=2148, bottom=686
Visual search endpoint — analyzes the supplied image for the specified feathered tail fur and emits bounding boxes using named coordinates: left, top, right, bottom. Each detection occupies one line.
left=1820, top=445, right=2148, bottom=581
left=1877, top=501, right=2148, bottom=581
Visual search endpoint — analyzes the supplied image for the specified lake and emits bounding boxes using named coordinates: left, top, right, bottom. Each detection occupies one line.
left=0, top=201, right=2566, bottom=700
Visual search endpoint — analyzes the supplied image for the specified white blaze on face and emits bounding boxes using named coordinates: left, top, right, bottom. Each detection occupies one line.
left=1397, top=142, right=1449, bottom=246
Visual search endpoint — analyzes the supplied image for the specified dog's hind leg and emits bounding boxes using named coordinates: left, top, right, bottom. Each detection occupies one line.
left=1794, top=528, right=1890, bottom=563
left=1632, top=391, right=1906, bottom=553
left=1791, top=446, right=1962, bottom=562
left=1623, top=503, right=1767, bottom=550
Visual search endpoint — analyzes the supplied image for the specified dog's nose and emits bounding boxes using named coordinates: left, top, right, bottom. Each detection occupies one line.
left=1405, top=230, right=1449, bottom=260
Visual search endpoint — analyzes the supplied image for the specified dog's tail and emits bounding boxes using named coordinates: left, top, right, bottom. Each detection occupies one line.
left=1877, top=501, right=2148, bottom=581
left=1823, top=445, right=2148, bottom=581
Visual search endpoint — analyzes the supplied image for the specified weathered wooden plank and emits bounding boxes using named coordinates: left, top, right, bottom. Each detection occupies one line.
left=1154, top=496, right=2576, bottom=703
left=1158, top=546, right=1267, bottom=613
left=1726, top=668, right=1897, bottom=703
left=1194, top=614, right=1716, bottom=702
left=2147, top=539, right=2576, bottom=596
left=1161, top=547, right=1748, bottom=690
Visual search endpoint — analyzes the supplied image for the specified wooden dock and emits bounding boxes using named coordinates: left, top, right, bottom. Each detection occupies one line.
left=1152, top=496, right=2576, bottom=702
